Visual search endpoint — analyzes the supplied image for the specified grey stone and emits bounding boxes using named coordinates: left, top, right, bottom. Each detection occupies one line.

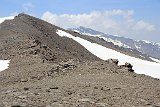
left=78, top=98, right=91, bottom=102
left=96, top=103, right=109, bottom=107
left=106, top=59, right=119, bottom=65
left=11, top=103, right=29, bottom=107
left=23, top=87, right=29, bottom=91
left=49, top=87, right=59, bottom=90
left=124, top=63, right=133, bottom=69
left=101, top=87, right=110, bottom=91
left=0, top=101, right=5, bottom=107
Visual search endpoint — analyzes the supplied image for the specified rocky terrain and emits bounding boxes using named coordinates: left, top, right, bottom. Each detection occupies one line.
left=0, top=14, right=160, bottom=107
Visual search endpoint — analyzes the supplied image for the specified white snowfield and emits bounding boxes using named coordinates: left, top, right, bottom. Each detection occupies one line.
left=0, top=16, right=14, bottom=24
left=0, top=60, right=10, bottom=72
left=56, top=29, right=160, bottom=79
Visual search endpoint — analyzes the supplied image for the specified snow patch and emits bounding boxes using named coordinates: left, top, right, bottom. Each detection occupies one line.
left=0, top=16, right=14, bottom=24
left=83, top=33, right=101, bottom=37
left=137, top=40, right=160, bottom=48
left=150, top=57, right=160, bottom=64
left=0, top=60, right=10, bottom=71
left=56, top=29, right=160, bottom=79
left=134, top=44, right=141, bottom=49
left=73, top=30, right=80, bottom=33
left=113, top=34, right=121, bottom=37
left=140, top=55, right=145, bottom=58
left=153, top=42, right=160, bottom=48
left=142, top=40, right=151, bottom=44
left=100, top=37, right=130, bottom=48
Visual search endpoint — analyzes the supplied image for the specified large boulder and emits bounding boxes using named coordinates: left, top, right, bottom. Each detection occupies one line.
left=119, top=62, right=134, bottom=72
left=124, top=62, right=133, bottom=69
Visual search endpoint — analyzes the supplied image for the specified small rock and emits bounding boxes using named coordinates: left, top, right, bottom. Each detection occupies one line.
left=23, top=87, right=29, bottom=91
left=124, top=63, right=133, bottom=69
left=17, top=95, right=27, bottom=99
left=46, top=89, right=51, bottom=92
left=94, top=86, right=98, bottom=89
left=96, top=103, right=109, bottom=107
left=128, top=68, right=134, bottom=72
left=11, top=104, right=22, bottom=107
left=0, top=101, right=5, bottom=107
left=78, top=98, right=91, bottom=102
left=11, top=106, right=21, bottom=107
left=11, top=102, right=28, bottom=107
left=33, top=92, right=39, bottom=95
left=51, top=103, right=63, bottom=107
left=33, top=39, right=41, bottom=45
left=101, top=87, right=110, bottom=91
left=42, top=44, right=47, bottom=49
left=114, top=87, right=121, bottom=90
left=63, top=64, right=70, bottom=68
left=20, top=79, right=28, bottom=82
left=49, top=87, right=59, bottom=90
left=67, top=91, right=72, bottom=95
left=119, top=62, right=134, bottom=72
left=76, top=102, right=93, bottom=107
left=106, top=59, right=118, bottom=65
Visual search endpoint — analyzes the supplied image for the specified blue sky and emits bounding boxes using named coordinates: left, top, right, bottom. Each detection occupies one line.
left=1, top=0, right=159, bottom=20
left=0, top=0, right=160, bottom=42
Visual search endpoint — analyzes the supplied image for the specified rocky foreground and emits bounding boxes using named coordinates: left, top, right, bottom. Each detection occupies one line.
left=0, top=57, right=160, bottom=107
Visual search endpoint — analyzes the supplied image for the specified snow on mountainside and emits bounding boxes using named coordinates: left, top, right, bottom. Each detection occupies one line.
left=57, top=29, right=160, bottom=79
left=0, top=60, right=10, bottom=71
left=150, top=57, right=160, bottom=64
left=0, top=16, right=13, bottom=71
left=0, top=16, right=14, bottom=24
left=99, top=37, right=131, bottom=48
left=69, top=26, right=160, bottom=60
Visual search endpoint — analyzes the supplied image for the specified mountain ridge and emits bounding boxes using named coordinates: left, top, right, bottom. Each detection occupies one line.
left=69, top=26, right=160, bottom=60
left=0, top=13, right=100, bottom=61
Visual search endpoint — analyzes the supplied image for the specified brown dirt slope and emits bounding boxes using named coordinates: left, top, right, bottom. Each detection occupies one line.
left=0, top=13, right=100, bottom=62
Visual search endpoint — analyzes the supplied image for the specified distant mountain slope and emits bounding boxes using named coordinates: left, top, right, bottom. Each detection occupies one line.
left=70, top=26, right=160, bottom=60
left=68, top=27, right=153, bottom=62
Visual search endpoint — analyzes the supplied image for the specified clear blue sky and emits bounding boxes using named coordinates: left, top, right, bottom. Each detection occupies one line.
left=0, top=0, right=160, bottom=42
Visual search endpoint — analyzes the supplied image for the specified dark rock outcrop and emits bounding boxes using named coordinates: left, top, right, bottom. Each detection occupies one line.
left=119, top=62, right=134, bottom=72
left=106, top=59, right=119, bottom=65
